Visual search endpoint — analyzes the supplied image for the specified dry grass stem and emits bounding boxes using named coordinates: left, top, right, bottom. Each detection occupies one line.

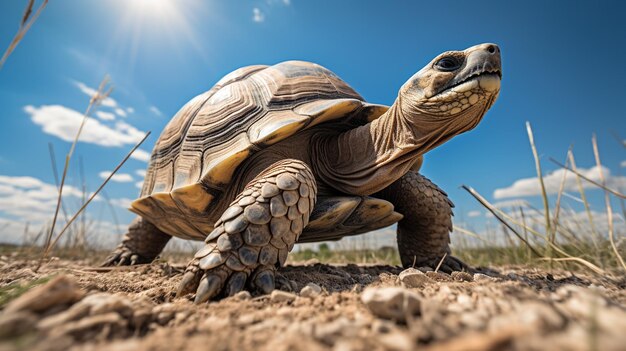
left=0, top=0, right=49, bottom=69
left=526, top=122, right=552, bottom=235
left=43, top=76, right=112, bottom=259
left=549, top=157, right=626, bottom=199
left=591, top=134, right=626, bottom=272
left=43, top=132, right=151, bottom=258
left=461, top=185, right=542, bottom=257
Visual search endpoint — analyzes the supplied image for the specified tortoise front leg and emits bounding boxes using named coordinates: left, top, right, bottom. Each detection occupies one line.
left=376, top=171, right=469, bottom=272
left=178, top=159, right=317, bottom=302
left=102, top=216, right=171, bottom=266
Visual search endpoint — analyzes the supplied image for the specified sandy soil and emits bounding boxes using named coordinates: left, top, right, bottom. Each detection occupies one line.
left=0, top=251, right=625, bottom=351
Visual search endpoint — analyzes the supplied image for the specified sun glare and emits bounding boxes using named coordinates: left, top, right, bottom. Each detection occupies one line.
left=129, top=0, right=178, bottom=20
left=110, top=0, right=208, bottom=67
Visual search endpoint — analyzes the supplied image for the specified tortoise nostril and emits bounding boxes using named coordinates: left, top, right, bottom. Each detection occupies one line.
left=487, top=45, right=497, bottom=54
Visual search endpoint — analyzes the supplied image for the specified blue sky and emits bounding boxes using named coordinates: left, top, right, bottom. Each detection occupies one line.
left=0, top=0, right=624, bottom=247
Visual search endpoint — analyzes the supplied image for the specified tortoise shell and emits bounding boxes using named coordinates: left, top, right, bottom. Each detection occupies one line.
left=131, top=61, right=389, bottom=240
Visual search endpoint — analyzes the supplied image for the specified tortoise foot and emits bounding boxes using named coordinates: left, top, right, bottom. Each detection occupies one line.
left=414, top=254, right=472, bottom=274
left=102, top=243, right=153, bottom=266
left=177, top=159, right=317, bottom=302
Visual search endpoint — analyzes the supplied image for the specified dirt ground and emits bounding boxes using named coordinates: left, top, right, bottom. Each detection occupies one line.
left=0, top=251, right=625, bottom=351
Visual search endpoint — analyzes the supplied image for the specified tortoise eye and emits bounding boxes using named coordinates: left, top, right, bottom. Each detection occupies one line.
left=434, top=57, right=462, bottom=71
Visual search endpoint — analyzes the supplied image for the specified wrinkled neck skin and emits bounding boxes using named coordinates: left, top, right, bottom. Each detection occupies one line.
left=313, top=94, right=487, bottom=196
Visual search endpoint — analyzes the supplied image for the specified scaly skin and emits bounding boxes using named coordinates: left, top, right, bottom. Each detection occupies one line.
left=102, top=217, right=171, bottom=266
left=177, top=159, right=317, bottom=302
left=377, top=171, right=469, bottom=272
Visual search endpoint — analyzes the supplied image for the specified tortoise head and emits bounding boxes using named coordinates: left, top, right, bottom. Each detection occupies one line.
left=398, top=43, right=501, bottom=135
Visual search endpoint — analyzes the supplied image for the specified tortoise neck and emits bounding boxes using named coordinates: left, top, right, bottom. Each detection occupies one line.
left=312, top=98, right=429, bottom=195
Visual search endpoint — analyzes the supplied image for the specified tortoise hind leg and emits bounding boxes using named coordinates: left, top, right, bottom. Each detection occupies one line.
left=178, top=159, right=317, bottom=302
left=102, top=216, right=172, bottom=266
left=376, top=171, right=469, bottom=272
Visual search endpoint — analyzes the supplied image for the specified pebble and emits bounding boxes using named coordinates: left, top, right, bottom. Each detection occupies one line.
left=233, top=291, right=252, bottom=300
left=451, top=271, right=474, bottom=282
left=270, top=290, right=297, bottom=303
left=361, top=286, right=421, bottom=322
left=473, top=273, right=496, bottom=282
left=300, top=283, right=322, bottom=297
left=398, top=268, right=431, bottom=288
left=4, top=275, right=85, bottom=314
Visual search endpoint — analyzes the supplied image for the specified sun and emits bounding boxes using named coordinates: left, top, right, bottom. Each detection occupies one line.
left=128, top=0, right=179, bottom=20
left=110, top=0, right=208, bottom=67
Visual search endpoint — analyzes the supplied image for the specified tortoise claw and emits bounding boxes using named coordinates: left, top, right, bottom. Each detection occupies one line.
left=194, top=274, right=224, bottom=304
left=177, top=271, right=200, bottom=297
left=253, top=268, right=275, bottom=294
left=226, top=272, right=248, bottom=297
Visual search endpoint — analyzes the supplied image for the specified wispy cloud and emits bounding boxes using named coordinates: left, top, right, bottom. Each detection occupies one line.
left=130, top=148, right=151, bottom=162
left=149, top=106, right=163, bottom=116
left=621, top=160, right=626, bottom=168
left=73, top=80, right=118, bottom=109
left=95, top=111, right=115, bottom=121
left=253, top=8, right=265, bottom=22
left=467, top=210, right=481, bottom=218
left=126, top=107, right=135, bottom=114
left=25, top=105, right=146, bottom=147
left=135, top=169, right=147, bottom=177
left=135, top=181, right=144, bottom=189
left=0, top=175, right=83, bottom=223
left=98, top=171, right=134, bottom=183
left=109, top=197, right=133, bottom=209
left=493, top=165, right=626, bottom=199
left=114, top=107, right=127, bottom=118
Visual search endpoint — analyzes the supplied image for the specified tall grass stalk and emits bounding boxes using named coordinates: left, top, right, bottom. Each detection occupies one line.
left=41, top=132, right=151, bottom=260
left=43, top=76, right=112, bottom=255
left=525, top=122, right=553, bottom=264
left=567, top=151, right=600, bottom=250
left=0, top=0, right=49, bottom=69
left=591, top=134, right=626, bottom=272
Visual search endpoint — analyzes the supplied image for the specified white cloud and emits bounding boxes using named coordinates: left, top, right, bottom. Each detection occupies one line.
left=492, top=199, right=531, bottom=209
left=493, top=166, right=626, bottom=199
left=114, top=107, right=127, bottom=118
left=149, top=106, right=163, bottom=116
left=95, top=111, right=115, bottom=121
left=0, top=175, right=84, bottom=224
left=135, top=169, right=147, bottom=177
left=283, top=0, right=291, bottom=5
left=130, top=148, right=151, bottom=162
left=98, top=171, right=134, bottom=183
left=253, top=8, right=264, bottom=22
left=26, top=105, right=146, bottom=147
left=135, top=181, right=144, bottom=189
left=126, top=107, right=135, bottom=114
left=467, top=210, right=481, bottom=218
left=72, top=80, right=118, bottom=108
left=110, top=197, right=133, bottom=209
left=621, top=160, right=626, bottom=168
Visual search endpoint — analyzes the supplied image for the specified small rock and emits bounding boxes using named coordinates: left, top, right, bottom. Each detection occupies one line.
left=451, top=271, right=474, bottom=282
left=304, top=258, right=320, bottom=266
left=233, top=291, right=252, bottom=300
left=300, top=283, right=322, bottom=297
left=399, top=268, right=431, bottom=288
left=361, top=286, right=421, bottom=322
left=425, top=271, right=453, bottom=282
left=198, top=315, right=231, bottom=332
left=0, top=311, right=37, bottom=338
left=4, top=275, right=84, bottom=314
left=270, top=290, right=297, bottom=303
left=473, top=273, right=496, bottom=282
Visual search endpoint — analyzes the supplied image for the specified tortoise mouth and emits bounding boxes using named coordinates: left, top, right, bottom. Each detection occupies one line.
left=442, top=69, right=502, bottom=94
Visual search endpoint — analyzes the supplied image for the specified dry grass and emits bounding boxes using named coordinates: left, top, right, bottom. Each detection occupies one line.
left=0, top=0, right=49, bottom=70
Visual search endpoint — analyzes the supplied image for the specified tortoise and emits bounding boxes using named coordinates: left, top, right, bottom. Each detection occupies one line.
left=104, top=43, right=502, bottom=302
